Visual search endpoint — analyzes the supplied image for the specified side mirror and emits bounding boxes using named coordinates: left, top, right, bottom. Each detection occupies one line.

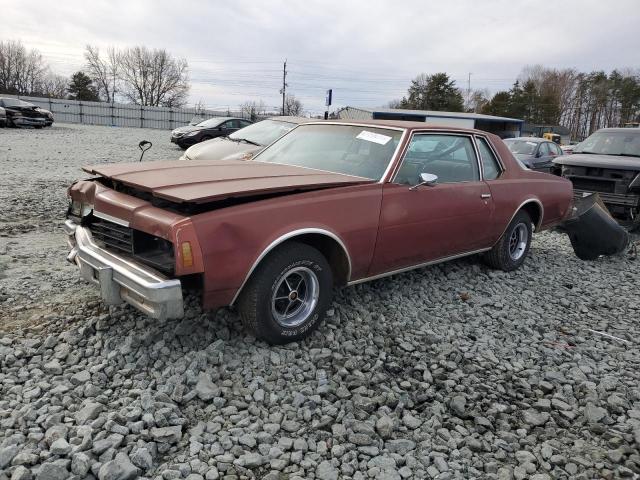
left=410, top=173, right=438, bottom=190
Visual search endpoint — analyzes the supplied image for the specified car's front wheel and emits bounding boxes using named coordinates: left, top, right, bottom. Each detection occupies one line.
left=484, top=210, right=533, bottom=271
left=237, top=242, right=333, bottom=344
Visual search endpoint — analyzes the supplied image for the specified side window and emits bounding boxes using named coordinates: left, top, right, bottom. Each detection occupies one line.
left=225, top=120, right=240, bottom=129
left=394, top=134, right=479, bottom=185
left=538, top=143, right=550, bottom=157
left=240, top=120, right=252, bottom=128
left=476, top=137, right=502, bottom=180
left=550, top=143, right=562, bottom=155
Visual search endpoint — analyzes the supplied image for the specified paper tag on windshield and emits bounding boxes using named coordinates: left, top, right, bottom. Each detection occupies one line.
left=356, top=130, right=392, bottom=145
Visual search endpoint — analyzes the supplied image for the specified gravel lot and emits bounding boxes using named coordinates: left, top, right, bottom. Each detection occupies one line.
left=1, top=123, right=639, bottom=480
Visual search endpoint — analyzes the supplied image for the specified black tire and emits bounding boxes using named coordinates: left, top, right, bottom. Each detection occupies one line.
left=484, top=210, right=533, bottom=271
left=237, top=242, right=333, bottom=344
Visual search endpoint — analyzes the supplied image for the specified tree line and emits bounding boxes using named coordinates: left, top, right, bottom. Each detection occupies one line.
left=0, top=40, right=190, bottom=107
left=393, top=66, right=640, bottom=140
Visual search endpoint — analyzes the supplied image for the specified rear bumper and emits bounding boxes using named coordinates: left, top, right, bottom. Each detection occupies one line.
left=64, top=219, right=184, bottom=320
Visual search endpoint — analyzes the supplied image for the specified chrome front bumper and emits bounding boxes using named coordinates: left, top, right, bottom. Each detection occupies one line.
left=64, top=220, right=184, bottom=320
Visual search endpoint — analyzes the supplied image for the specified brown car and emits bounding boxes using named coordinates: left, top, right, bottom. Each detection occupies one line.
left=65, top=120, right=573, bottom=344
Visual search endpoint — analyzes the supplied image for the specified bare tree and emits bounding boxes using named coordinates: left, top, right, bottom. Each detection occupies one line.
left=241, top=100, right=267, bottom=121
left=467, top=88, right=491, bottom=113
left=284, top=94, right=303, bottom=116
left=84, top=45, right=120, bottom=102
left=0, top=40, right=47, bottom=95
left=38, top=72, right=68, bottom=98
left=118, top=46, right=189, bottom=107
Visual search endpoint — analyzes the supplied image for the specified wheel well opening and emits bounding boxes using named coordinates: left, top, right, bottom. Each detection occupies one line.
left=290, top=233, right=350, bottom=286
left=522, top=202, right=542, bottom=231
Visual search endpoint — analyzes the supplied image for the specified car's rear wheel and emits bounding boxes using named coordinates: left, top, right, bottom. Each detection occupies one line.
left=237, top=242, right=333, bottom=344
left=484, top=210, right=533, bottom=271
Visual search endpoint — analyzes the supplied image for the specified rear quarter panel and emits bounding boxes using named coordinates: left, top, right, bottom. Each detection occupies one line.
left=488, top=136, right=573, bottom=238
left=190, top=183, right=383, bottom=308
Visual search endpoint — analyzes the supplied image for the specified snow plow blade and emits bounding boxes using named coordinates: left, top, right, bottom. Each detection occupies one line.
left=558, top=193, right=630, bottom=260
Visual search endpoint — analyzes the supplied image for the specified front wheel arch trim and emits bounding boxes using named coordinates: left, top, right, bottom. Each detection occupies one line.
left=230, top=228, right=352, bottom=306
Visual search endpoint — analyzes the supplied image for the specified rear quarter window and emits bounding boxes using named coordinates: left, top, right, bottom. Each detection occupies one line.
left=476, top=137, right=502, bottom=180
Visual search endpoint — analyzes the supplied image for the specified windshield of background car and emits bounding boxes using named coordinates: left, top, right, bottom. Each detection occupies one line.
left=254, top=124, right=403, bottom=180
left=1, top=98, right=30, bottom=107
left=196, top=118, right=226, bottom=128
left=504, top=139, right=538, bottom=155
left=574, top=131, right=640, bottom=157
left=229, top=119, right=296, bottom=146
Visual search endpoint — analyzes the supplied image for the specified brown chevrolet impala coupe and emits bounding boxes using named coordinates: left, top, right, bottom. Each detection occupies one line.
left=65, top=120, right=573, bottom=344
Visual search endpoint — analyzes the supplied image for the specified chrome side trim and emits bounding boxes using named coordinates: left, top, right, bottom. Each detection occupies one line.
left=93, top=210, right=130, bottom=227
left=347, top=248, right=491, bottom=286
left=379, top=129, right=408, bottom=183
left=230, top=228, right=353, bottom=305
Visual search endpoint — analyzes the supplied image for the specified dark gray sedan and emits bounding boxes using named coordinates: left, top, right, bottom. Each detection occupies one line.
left=504, top=137, right=563, bottom=172
left=170, top=117, right=252, bottom=149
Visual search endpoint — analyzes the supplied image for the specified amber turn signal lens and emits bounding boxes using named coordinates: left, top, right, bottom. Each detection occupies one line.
left=181, top=242, right=193, bottom=267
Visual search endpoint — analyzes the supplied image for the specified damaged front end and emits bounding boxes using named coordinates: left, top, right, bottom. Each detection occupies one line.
left=557, top=193, right=631, bottom=260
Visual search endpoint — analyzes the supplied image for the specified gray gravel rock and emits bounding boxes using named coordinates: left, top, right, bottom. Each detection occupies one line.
left=0, top=124, right=639, bottom=480
left=0, top=446, right=19, bottom=469
left=34, top=463, right=68, bottom=480
left=98, top=453, right=138, bottom=480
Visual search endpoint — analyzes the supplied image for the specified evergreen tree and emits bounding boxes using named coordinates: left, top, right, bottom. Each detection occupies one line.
left=400, top=73, right=464, bottom=111
left=67, top=71, right=99, bottom=101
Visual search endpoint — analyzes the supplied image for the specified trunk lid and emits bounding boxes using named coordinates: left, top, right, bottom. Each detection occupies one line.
left=83, top=159, right=373, bottom=204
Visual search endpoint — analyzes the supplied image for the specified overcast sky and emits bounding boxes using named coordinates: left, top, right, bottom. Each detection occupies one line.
left=3, top=0, right=639, bottom=114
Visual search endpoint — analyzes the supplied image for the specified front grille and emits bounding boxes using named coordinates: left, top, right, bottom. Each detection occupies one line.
left=88, top=219, right=134, bottom=254
left=86, top=216, right=175, bottom=273
left=569, top=177, right=615, bottom=193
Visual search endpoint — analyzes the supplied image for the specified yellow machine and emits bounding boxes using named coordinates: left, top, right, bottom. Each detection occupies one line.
left=543, top=132, right=561, bottom=144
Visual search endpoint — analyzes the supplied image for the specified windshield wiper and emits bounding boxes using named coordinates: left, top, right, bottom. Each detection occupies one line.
left=617, top=153, right=640, bottom=158
left=233, top=137, right=260, bottom=146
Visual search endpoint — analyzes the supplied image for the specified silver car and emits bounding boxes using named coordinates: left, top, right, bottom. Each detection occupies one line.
left=180, top=116, right=309, bottom=161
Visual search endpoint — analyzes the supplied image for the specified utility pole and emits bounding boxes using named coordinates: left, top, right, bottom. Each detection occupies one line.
left=467, top=72, right=472, bottom=111
left=280, top=60, right=287, bottom=115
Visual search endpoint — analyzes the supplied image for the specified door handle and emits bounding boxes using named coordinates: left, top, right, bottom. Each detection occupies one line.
left=481, top=193, right=491, bottom=199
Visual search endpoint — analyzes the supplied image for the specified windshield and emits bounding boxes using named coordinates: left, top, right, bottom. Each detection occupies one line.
left=196, top=118, right=227, bottom=128
left=1, top=98, right=33, bottom=107
left=229, top=119, right=297, bottom=146
left=254, top=124, right=403, bottom=180
left=574, top=130, right=640, bottom=157
left=504, top=139, right=538, bottom=155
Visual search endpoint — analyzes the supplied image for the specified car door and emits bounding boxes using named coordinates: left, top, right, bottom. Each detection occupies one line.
left=534, top=142, right=553, bottom=170
left=224, top=119, right=241, bottom=136
left=369, top=133, right=494, bottom=276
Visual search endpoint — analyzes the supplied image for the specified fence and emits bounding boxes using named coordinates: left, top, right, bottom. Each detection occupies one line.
left=2, top=95, right=249, bottom=130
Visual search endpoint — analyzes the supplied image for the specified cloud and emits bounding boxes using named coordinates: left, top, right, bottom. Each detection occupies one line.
left=3, top=0, right=638, bottom=113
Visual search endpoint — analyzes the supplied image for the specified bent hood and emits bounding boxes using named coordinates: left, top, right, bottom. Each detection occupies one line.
left=554, top=153, right=640, bottom=170
left=83, top=159, right=373, bottom=204
left=184, top=137, right=261, bottom=161
left=172, top=125, right=200, bottom=135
